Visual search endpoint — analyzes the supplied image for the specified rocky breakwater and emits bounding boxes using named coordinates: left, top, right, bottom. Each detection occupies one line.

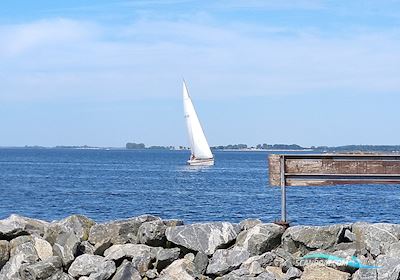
left=1, top=215, right=400, bottom=280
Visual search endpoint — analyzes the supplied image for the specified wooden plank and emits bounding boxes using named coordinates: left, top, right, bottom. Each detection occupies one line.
left=269, top=154, right=400, bottom=187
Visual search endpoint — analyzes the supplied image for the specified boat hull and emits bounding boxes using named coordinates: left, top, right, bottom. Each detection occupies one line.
left=187, top=158, right=214, bottom=166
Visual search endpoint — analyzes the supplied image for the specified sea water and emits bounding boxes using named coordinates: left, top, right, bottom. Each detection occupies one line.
left=0, top=148, right=398, bottom=225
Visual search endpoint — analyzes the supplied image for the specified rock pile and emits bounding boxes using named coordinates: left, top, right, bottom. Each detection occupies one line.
left=1, top=214, right=399, bottom=279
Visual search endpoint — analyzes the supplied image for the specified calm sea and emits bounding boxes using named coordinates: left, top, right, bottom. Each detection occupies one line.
left=0, top=148, right=399, bottom=225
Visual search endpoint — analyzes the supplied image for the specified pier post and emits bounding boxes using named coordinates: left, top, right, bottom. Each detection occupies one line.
left=280, top=155, right=287, bottom=223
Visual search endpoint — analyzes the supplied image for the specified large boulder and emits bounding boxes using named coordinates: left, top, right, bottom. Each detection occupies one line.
left=33, top=237, right=53, bottom=261
left=45, top=215, right=95, bottom=244
left=165, top=222, right=240, bottom=255
left=156, top=248, right=181, bottom=271
left=300, top=264, right=350, bottom=280
left=88, top=215, right=160, bottom=254
left=52, top=231, right=80, bottom=266
left=206, top=247, right=250, bottom=276
left=19, top=256, right=63, bottom=280
left=0, top=240, right=10, bottom=269
left=68, top=254, right=116, bottom=279
left=104, top=244, right=156, bottom=275
left=353, top=223, right=400, bottom=256
left=0, top=214, right=49, bottom=240
left=137, top=220, right=167, bottom=247
left=236, top=223, right=285, bottom=256
left=375, top=255, right=400, bottom=280
left=0, top=240, right=39, bottom=279
left=158, top=257, right=196, bottom=280
left=111, top=260, right=141, bottom=280
left=282, top=225, right=347, bottom=255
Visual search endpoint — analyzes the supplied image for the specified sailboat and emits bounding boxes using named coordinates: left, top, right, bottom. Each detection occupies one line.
left=183, top=81, right=214, bottom=166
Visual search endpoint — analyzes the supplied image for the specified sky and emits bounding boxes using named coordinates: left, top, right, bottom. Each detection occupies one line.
left=0, top=0, right=399, bottom=147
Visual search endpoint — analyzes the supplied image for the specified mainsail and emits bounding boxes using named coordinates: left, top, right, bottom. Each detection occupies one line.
left=183, top=81, right=213, bottom=160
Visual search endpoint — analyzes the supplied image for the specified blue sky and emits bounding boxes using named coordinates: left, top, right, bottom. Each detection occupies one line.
left=0, top=0, right=399, bottom=147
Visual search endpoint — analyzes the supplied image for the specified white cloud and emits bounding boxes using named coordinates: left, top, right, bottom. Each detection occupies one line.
left=0, top=17, right=399, bottom=102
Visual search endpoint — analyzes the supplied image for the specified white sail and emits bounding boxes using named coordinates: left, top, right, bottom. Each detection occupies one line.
left=183, top=81, right=213, bottom=160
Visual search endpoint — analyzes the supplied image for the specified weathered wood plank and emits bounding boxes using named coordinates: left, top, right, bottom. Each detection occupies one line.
left=269, top=154, right=400, bottom=187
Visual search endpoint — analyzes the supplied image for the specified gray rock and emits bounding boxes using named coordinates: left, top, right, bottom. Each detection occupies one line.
left=78, top=240, right=95, bottom=255
left=282, top=224, right=347, bottom=255
left=0, top=240, right=10, bottom=269
left=145, top=269, right=158, bottom=279
left=45, top=215, right=95, bottom=244
left=0, top=214, right=49, bottom=239
left=343, top=229, right=356, bottom=243
left=353, top=223, right=400, bottom=256
left=165, top=222, right=240, bottom=255
left=33, top=237, right=53, bottom=260
left=9, top=235, right=33, bottom=254
left=236, top=224, right=285, bottom=256
left=376, top=255, right=400, bottom=280
left=88, top=215, right=160, bottom=255
left=0, top=240, right=39, bottom=279
left=156, top=247, right=181, bottom=271
left=239, top=219, right=262, bottom=231
left=48, top=271, right=75, bottom=280
left=241, top=252, right=275, bottom=270
left=111, top=260, right=141, bottom=280
left=193, top=251, right=209, bottom=275
left=68, top=254, right=116, bottom=278
left=53, top=230, right=80, bottom=266
left=352, top=268, right=377, bottom=280
left=206, top=247, right=250, bottom=275
left=20, top=256, right=63, bottom=280
left=215, top=269, right=276, bottom=280
left=283, top=267, right=302, bottom=280
left=104, top=244, right=156, bottom=275
left=137, top=220, right=167, bottom=247
left=158, top=258, right=195, bottom=280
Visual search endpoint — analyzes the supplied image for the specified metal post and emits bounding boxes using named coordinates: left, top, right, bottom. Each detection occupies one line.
left=280, top=155, right=286, bottom=223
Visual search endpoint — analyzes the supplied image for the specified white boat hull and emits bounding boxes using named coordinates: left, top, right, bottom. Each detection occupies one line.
left=187, top=158, right=214, bottom=166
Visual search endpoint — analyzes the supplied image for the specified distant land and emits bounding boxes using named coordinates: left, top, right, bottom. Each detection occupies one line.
left=1, top=143, right=400, bottom=153
left=125, top=142, right=400, bottom=153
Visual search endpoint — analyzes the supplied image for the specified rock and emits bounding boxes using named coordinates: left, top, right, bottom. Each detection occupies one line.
left=68, top=254, right=116, bottom=278
left=104, top=244, right=156, bottom=275
left=265, top=266, right=285, bottom=280
left=48, top=271, right=75, bottom=280
left=111, top=260, right=141, bottom=280
left=352, top=268, right=377, bottom=280
left=0, top=240, right=39, bottom=279
left=239, top=219, right=262, bottom=231
left=241, top=252, right=275, bottom=269
left=156, top=247, right=181, bottom=271
left=353, top=223, right=400, bottom=256
left=33, top=237, right=53, bottom=260
left=52, top=230, right=80, bottom=266
left=165, top=222, right=240, bottom=255
left=375, top=255, right=400, bottom=280
left=45, top=215, right=95, bottom=244
left=206, top=247, right=250, bottom=275
left=247, top=261, right=264, bottom=276
left=159, top=258, right=195, bottom=280
left=0, top=240, right=10, bottom=269
left=343, top=229, right=355, bottom=243
left=283, top=267, right=302, bottom=280
left=282, top=225, right=347, bottom=255
left=236, top=224, right=285, bottom=256
left=88, top=215, right=160, bottom=254
left=193, top=251, right=209, bottom=275
left=0, top=214, right=49, bottom=239
left=300, top=264, right=350, bottom=280
left=137, top=220, right=167, bottom=247
left=145, top=268, right=159, bottom=279
left=78, top=240, right=95, bottom=255
left=163, top=219, right=184, bottom=227
left=9, top=235, right=33, bottom=254
left=20, top=256, right=63, bottom=280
